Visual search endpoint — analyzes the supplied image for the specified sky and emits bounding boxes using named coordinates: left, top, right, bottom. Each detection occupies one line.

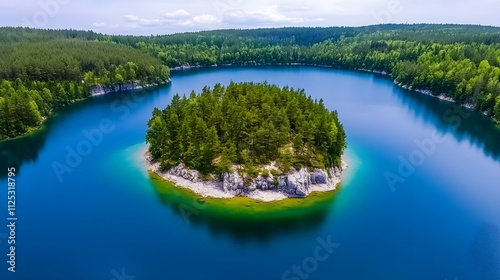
left=0, top=0, right=499, bottom=35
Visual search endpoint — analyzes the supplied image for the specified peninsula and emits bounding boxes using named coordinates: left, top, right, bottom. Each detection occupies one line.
left=145, top=82, right=347, bottom=201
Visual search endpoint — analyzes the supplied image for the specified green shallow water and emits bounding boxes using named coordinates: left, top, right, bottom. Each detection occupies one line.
left=149, top=171, right=340, bottom=221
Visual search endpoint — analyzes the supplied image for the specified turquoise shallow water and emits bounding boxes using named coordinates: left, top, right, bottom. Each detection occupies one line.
left=0, top=66, right=499, bottom=280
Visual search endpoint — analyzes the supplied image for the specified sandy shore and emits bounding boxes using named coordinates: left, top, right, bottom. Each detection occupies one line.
left=143, top=149, right=347, bottom=202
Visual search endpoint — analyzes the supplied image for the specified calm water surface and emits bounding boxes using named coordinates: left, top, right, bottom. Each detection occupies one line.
left=1, top=66, right=499, bottom=280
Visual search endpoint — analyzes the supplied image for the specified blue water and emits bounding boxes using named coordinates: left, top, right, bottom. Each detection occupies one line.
left=1, top=66, right=499, bottom=280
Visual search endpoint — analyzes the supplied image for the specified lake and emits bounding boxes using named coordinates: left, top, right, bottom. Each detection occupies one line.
left=1, top=66, right=499, bottom=280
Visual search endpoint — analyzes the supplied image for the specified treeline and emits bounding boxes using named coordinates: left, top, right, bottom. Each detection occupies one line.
left=0, top=39, right=169, bottom=84
left=0, top=32, right=170, bottom=140
left=146, top=82, right=346, bottom=175
left=111, top=24, right=500, bottom=47
left=311, top=38, right=500, bottom=116
left=119, top=24, right=500, bottom=121
left=0, top=79, right=87, bottom=139
left=0, top=27, right=101, bottom=43
left=1, top=24, right=500, bottom=141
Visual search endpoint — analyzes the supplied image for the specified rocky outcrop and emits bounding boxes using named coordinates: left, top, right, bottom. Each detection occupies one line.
left=222, top=172, right=244, bottom=192
left=167, top=163, right=202, bottom=182
left=90, top=79, right=170, bottom=96
left=91, top=83, right=143, bottom=96
left=145, top=150, right=347, bottom=201
left=250, top=174, right=274, bottom=191
left=162, top=163, right=345, bottom=199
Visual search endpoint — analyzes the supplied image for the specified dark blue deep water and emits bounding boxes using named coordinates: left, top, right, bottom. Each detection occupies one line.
left=1, top=66, right=499, bottom=280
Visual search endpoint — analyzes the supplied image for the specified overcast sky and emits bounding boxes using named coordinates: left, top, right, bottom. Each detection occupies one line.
left=1, top=0, right=499, bottom=35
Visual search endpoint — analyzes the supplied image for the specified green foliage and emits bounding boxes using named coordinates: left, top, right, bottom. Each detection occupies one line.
left=3, top=24, right=500, bottom=140
left=494, top=96, right=500, bottom=121
left=146, top=82, right=346, bottom=174
left=273, top=177, right=279, bottom=185
left=270, top=169, right=280, bottom=177
left=0, top=32, right=170, bottom=140
left=262, top=169, right=270, bottom=178
left=125, top=25, right=500, bottom=120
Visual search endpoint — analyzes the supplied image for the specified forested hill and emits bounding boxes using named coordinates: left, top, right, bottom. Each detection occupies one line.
left=0, top=28, right=170, bottom=140
left=111, top=24, right=500, bottom=124
left=112, top=24, right=500, bottom=46
left=1, top=24, right=500, bottom=141
left=116, top=24, right=500, bottom=123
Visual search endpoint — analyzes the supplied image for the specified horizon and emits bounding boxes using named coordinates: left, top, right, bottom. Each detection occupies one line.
left=1, top=23, right=500, bottom=37
left=1, top=0, right=499, bottom=36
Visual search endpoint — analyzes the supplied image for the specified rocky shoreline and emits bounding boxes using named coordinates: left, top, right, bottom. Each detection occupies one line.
left=145, top=152, right=347, bottom=202
left=90, top=79, right=171, bottom=96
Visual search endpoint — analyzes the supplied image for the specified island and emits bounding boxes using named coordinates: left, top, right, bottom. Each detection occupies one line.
left=145, top=82, right=347, bottom=202
left=2, top=25, right=500, bottom=142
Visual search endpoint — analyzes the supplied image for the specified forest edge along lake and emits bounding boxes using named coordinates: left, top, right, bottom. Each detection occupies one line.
left=0, top=65, right=499, bottom=280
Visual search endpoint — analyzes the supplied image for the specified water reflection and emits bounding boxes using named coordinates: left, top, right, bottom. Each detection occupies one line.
left=151, top=179, right=334, bottom=244
left=393, top=86, right=500, bottom=162
left=178, top=205, right=330, bottom=244
left=0, top=86, right=167, bottom=179
left=0, top=120, right=49, bottom=178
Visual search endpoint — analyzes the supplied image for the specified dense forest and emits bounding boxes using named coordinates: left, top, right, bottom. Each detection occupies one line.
left=117, top=25, right=500, bottom=121
left=0, top=28, right=170, bottom=140
left=1, top=24, right=500, bottom=140
left=146, top=82, right=346, bottom=177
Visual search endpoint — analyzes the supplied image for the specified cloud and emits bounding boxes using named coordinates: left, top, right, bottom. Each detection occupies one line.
left=117, top=6, right=315, bottom=30
left=4, top=0, right=500, bottom=35
left=117, top=11, right=220, bottom=29
left=124, top=15, right=140, bottom=22
left=223, top=5, right=322, bottom=24
left=193, top=14, right=219, bottom=24
left=92, top=22, right=107, bottom=28
left=139, top=18, right=164, bottom=27
left=165, top=9, right=191, bottom=19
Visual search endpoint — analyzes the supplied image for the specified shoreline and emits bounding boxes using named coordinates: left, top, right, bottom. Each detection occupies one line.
left=144, top=150, right=348, bottom=202
left=0, top=79, right=171, bottom=143
left=90, top=79, right=171, bottom=96
left=4, top=63, right=492, bottom=144
left=172, top=63, right=491, bottom=119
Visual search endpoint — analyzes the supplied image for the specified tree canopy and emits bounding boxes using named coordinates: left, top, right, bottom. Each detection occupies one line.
left=0, top=32, right=170, bottom=140
left=2, top=24, right=500, bottom=141
left=123, top=25, right=500, bottom=122
left=146, top=82, right=346, bottom=175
